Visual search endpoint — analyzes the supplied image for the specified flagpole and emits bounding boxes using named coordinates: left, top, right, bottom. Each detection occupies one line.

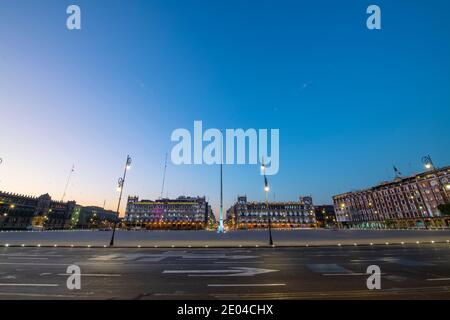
left=218, top=129, right=224, bottom=233
left=61, top=165, right=74, bottom=202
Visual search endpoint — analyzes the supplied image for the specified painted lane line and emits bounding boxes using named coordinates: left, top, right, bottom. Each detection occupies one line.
left=381, top=257, right=433, bottom=267
left=0, top=283, right=59, bottom=287
left=0, top=254, right=63, bottom=257
left=0, top=292, right=83, bottom=298
left=164, top=270, right=237, bottom=274
left=163, top=267, right=278, bottom=277
left=322, top=273, right=386, bottom=276
left=208, top=283, right=286, bottom=287
left=384, top=275, right=407, bottom=282
left=6, top=257, right=49, bottom=260
left=307, top=264, right=353, bottom=274
left=426, top=278, right=450, bottom=281
left=56, top=273, right=122, bottom=277
left=89, top=253, right=257, bottom=262
left=0, top=262, right=75, bottom=266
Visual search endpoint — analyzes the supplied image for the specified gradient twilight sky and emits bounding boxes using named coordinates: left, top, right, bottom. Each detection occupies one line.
left=1, top=0, right=449, bottom=217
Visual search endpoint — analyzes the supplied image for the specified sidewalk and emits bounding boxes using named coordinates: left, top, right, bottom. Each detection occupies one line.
left=1, top=229, right=450, bottom=248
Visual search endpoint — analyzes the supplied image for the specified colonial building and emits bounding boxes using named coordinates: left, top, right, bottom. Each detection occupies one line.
left=333, top=166, right=450, bottom=229
left=0, top=191, right=75, bottom=230
left=124, top=196, right=211, bottom=230
left=0, top=191, right=118, bottom=230
left=226, top=195, right=316, bottom=229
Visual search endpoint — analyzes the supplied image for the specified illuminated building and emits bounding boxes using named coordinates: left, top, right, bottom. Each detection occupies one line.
left=0, top=192, right=75, bottom=230
left=333, top=166, right=450, bottom=229
left=226, top=195, right=316, bottom=229
left=0, top=191, right=117, bottom=230
left=124, top=196, right=211, bottom=230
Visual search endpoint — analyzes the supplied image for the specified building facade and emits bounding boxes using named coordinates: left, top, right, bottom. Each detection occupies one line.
left=314, top=205, right=337, bottom=228
left=226, top=195, right=316, bottom=229
left=124, top=196, right=211, bottom=230
left=0, top=191, right=118, bottom=230
left=0, top=191, right=76, bottom=230
left=72, top=206, right=118, bottom=229
left=333, top=166, right=450, bottom=229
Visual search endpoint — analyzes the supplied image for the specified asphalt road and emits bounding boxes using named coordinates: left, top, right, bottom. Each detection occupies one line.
left=1, top=244, right=450, bottom=300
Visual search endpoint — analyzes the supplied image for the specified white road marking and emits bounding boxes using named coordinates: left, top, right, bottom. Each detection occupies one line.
left=385, top=275, right=407, bottom=282
left=56, top=273, right=121, bottom=277
left=0, top=262, right=125, bottom=267
left=307, top=264, right=352, bottom=274
left=163, top=267, right=278, bottom=277
left=0, top=292, right=84, bottom=298
left=382, top=257, right=433, bottom=266
left=214, top=261, right=259, bottom=264
left=208, top=283, right=286, bottom=287
left=426, top=278, right=450, bottom=281
left=0, top=254, right=62, bottom=257
left=351, top=257, right=434, bottom=267
left=0, top=262, right=73, bottom=266
left=350, top=259, right=379, bottom=262
left=7, top=257, right=49, bottom=260
left=0, top=283, right=58, bottom=287
left=90, top=252, right=257, bottom=262
left=322, top=272, right=387, bottom=276
left=322, top=273, right=368, bottom=276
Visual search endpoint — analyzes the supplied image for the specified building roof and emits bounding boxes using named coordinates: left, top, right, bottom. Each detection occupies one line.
left=333, top=166, right=450, bottom=198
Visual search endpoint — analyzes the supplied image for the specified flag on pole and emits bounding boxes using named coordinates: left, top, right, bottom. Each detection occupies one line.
left=393, top=165, right=402, bottom=177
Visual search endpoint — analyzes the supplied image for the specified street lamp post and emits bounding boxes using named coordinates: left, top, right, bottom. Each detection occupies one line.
left=422, top=154, right=449, bottom=201
left=261, top=159, right=273, bottom=246
left=109, top=155, right=132, bottom=247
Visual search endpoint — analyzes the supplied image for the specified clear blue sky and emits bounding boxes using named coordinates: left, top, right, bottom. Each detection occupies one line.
left=1, top=0, right=449, bottom=216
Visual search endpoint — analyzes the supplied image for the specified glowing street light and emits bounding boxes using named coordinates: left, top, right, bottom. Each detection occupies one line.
left=110, top=155, right=132, bottom=246
left=421, top=155, right=449, bottom=201
left=116, top=178, right=124, bottom=192
left=422, top=155, right=434, bottom=171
